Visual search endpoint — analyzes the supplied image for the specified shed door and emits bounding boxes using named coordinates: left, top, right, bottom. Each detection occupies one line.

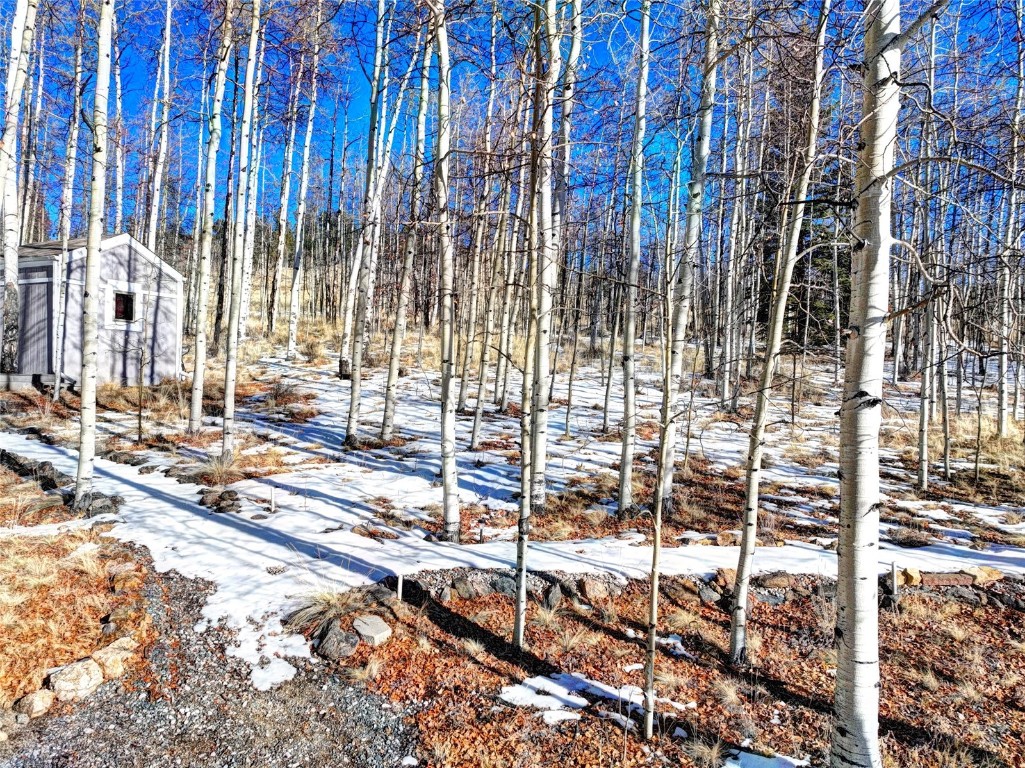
left=17, top=269, right=53, bottom=374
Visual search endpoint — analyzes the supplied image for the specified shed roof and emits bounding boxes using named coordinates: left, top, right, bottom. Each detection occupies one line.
left=18, top=238, right=88, bottom=260
left=6, top=233, right=184, bottom=283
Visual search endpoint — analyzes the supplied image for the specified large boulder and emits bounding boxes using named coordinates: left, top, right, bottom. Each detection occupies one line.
left=49, top=659, right=103, bottom=701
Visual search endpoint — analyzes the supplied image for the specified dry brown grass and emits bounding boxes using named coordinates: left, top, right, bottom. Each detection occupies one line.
left=284, top=589, right=373, bottom=637
left=0, top=531, right=143, bottom=707
left=0, top=466, right=70, bottom=527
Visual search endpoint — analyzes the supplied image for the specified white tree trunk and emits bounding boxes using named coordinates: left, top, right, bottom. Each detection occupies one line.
left=831, top=0, right=904, bottom=764
left=530, top=0, right=562, bottom=516
left=267, top=54, right=303, bottom=335
left=222, top=0, right=261, bottom=457
left=646, top=0, right=719, bottom=736
left=0, top=0, right=38, bottom=373
left=112, top=19, right=125, bottom=235
left=53, top=1, right=85, bottom=398
left=188, top=0, right=235, bottom=433
left=382, top=40, right=432, bottom=442
left=74, top=0, right=114, bottom=505
left=145, top=0, right=173, bottom=253
left=285, top=11, right=321, bottom=361
left=729, top=0, right=831, bottom=665
left=430, top=0, right=460, bottom=542
left=619, top=0, right=649, bottom=515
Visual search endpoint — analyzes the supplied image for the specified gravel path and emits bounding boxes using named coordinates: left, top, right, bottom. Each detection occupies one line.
left=0, top=556, right=419, bottom=768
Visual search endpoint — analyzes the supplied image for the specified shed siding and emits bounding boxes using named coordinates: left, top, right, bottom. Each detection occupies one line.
left=61, top=239, right=183, bottom=386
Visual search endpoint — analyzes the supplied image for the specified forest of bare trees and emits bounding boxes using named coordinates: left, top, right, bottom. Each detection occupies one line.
left=0, top=0, right=1022, bottom=765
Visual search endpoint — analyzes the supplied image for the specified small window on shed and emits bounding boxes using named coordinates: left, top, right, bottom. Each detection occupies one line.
left=114, top=292, right=135, bottom=322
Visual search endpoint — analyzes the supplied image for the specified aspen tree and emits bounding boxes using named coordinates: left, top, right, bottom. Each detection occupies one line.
left=729, top=0, right=831, bottom=665
left=998, top=0, right=1024, bottom=437
left=53, top=0, right=85, bottom=399
left=74, top=0, right=114, bottom=506
left=145, top=0, right=173, bottom=253
left=619, top=0, right=650, bottom=514
left=112, top=18, right=125, bottom=235
left=529, top=0, right=562, bottom=517
left=189, top=0, right=235, bottom=434
left=428, top=0, right=460, bottom=542
left=0, top=0, right=38, bottom=374
left=285, top=5, right=322, bottom=361
left=268, top=54, right=303, bottom=335
left=831, top=0, right=950, bottom=763
left=645, top=0, right=719, bottom=735
left=382, top=40, right=432, bottom=443
left=222, top=0, right=261, bottom=457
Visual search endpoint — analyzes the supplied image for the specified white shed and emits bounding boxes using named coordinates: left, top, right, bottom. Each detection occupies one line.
left=2, top=233, right=184, bottom=388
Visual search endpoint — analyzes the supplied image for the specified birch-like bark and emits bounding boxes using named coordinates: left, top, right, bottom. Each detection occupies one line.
left=267, top=54, right=303, bottom=335
left=831, top=0, right=908, bottom=763
left=382, top=40, right=432, bottom=442
left=338, top=0, right=387, bottom=377
left=188, top=0, right=235, bottom=433
left=645, top=1, right=719, bottom=735
left=285, top=9, right=321, bottom=360
left=650, top=0, right=719, bottom=540
left=529, top=0, right=562, bottom=515
left=998, top=0, right=1024, bottom=437
left=74, top=0, right=113, bottom=505
left=729, top=0, right=831, bottom=665
left=53, top=0, right=85, bottom=398
left=112, top=20, right=125, bottom=235
left=430, top=0, right=460, bottom=542
left=346, top=31, right=420, bottom=440
left=145, top=0, right=173, bottom=252
left=222, top=0, right=261, bottom=457
left=0, top=0, right=38, bottom=374
left=619, top=0, right=649, bottom=515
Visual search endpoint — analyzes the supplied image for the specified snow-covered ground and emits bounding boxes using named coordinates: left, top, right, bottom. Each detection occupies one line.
left=3, top=353, right=1024, bottom=693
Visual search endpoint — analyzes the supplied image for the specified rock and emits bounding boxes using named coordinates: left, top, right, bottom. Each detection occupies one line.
left=199, top=492, right=221, bottom=507
left=541, top=584, right=563, bottom=612
left=316, top=620, right=360, bottom=660
left=713, top=568, right=736, bottom=590
left=91, top=637, right=139, bottom=680
left=138, top=465, right=158, bottom=475
left=0, top=731, right=7, bottom=743
left=352, top=614, right=392, bottom=647
left=578, top=576, right=609, bottom=603
left=716, top=531, right=740, bottom=547
left=946, top=585, right=980, bottom=606
left=49, top=659, right=104, bottom=701
left=698, top=585, right=721, bottom=606
left=112, top=570, right=144, bottom=595
left=963, top=566, right=1003, bottom=586
left=491, top=575, right=517, bottom=598
left=14, top=690, right=54, bottom=719
left=221, top=490, right=240, bottom=501
left=898, top=567, right=922, bottom=587
left=757, top=591, right=787, bottom=606
left=921, top=572, right=974, bottom=588
left=757, top=572, right=795, bottom=590
left=453, top=576, right=492, bottom=601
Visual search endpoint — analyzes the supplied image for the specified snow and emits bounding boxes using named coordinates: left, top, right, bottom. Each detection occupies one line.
left=723, top=751, right=809, bottom=767
left=3, top=355, right=1024, bottom=690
